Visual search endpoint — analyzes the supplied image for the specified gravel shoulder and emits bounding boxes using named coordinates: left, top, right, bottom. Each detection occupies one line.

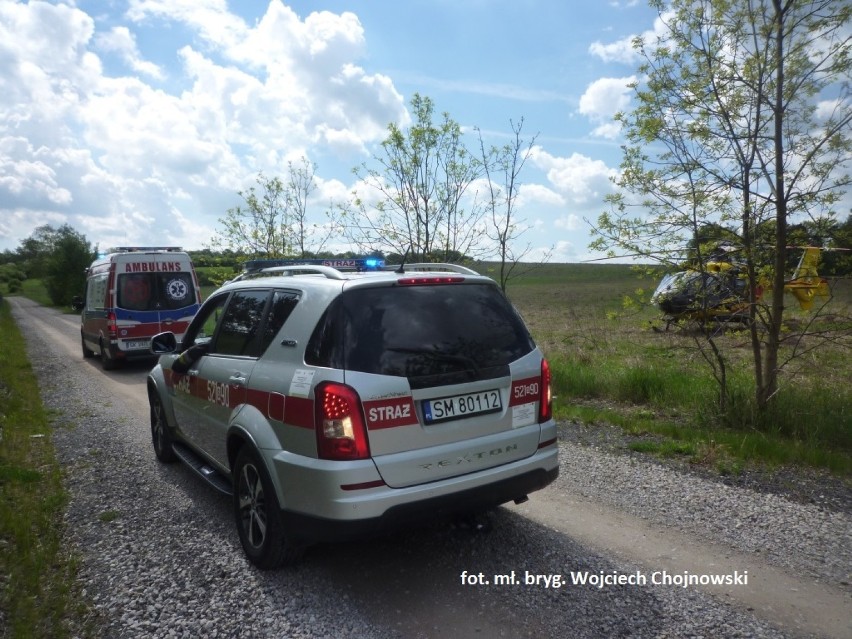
left=559, top=420, right=852, bottom=516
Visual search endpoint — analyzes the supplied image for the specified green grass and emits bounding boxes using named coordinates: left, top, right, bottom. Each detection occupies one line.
left=501, top=264, right=852, bottom=476
left=0, top=300, right=93, bottom=637
left=19, top=278, right=53, bottom=307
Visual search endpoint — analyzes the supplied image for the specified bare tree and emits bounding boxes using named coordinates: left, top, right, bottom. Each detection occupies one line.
left=478, top=118, right=550, bottom=291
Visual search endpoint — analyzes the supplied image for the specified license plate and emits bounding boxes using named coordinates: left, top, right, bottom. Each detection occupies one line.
left=423, top=389, right=502, bottom=424
left=125, top=339, right=150, bottom=350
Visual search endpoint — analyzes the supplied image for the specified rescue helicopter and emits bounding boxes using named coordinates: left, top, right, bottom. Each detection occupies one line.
left=651, top=246, right=830, bottom=329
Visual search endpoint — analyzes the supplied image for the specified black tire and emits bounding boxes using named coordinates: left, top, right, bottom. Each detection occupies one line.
left=81, top=336, right=95, bottom=358
left=233, top=446, right=302, bottom=569
left=149, top=391, right=177, bottom=463
left=100, top=340, right=118, bottom=370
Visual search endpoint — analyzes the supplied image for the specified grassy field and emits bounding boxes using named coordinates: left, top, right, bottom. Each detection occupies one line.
left=0, top=300, right=92, bottom=638
left=490, top=262, right=852, bottom=475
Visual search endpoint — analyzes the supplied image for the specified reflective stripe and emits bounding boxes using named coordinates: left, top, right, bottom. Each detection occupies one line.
left=166, top=370, right=314, bottom=429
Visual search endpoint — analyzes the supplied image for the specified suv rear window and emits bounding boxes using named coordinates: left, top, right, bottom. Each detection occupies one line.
left=306, top=283, right=535, bottom=388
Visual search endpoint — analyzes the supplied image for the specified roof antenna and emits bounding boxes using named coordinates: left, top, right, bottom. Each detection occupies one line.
left=395, top=246, right=412, bottom=274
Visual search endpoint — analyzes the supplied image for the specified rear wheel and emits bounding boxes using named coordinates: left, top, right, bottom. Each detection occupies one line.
left=99, top=340, right=118, bottom=370
left=233, top=446, right=302, bottom=569
left=149, top=392, right=177, bottom=463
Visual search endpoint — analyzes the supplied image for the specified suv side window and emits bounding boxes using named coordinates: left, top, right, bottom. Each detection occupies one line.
left=258, top=290, right=300, bottom=355
left=214, top=290, right=271, bottom=357
left=183, top=292, right=230, bottom=348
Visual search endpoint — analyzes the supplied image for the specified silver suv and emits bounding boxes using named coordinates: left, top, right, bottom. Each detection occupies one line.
left=146, top=260, right=558, bottom=568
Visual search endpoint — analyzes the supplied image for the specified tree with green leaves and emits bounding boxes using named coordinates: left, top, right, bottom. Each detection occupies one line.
left=591, top=0, right=852, bottom=413
left=17, top=224, right=96, bottom=306
left=344, top=94, right=488, bottom=262
left=212, top=157, right=336, bottom=259
left=45, top=227, right=97, bottom=306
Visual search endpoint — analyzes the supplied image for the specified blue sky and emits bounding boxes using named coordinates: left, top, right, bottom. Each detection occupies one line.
left=0, top=1, right=689, bottom=261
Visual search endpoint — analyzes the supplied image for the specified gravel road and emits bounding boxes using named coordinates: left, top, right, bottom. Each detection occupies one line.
left=8, top=296, right=851, bottom=638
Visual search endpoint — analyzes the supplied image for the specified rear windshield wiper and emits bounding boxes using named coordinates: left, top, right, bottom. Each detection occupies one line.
left=386, top=346, right=480, bottom=374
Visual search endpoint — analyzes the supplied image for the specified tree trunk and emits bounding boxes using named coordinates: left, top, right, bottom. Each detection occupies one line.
left=760, top=0, right=789, bottom=409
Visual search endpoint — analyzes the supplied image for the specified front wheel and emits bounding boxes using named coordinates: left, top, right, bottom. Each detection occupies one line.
left=233, top=446, right=302, bottom=569
left=149, top=391, right=177, bottom=463
left=81, top=335, right=95, bottom=358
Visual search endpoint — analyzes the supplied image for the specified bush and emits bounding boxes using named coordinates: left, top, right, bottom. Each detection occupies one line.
left=0, top=263, right=26, bottom=294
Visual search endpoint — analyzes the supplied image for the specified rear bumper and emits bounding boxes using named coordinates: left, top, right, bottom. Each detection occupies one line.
left=109, top=342, right=157, bottom=361
left=270, top=447, right=559, bottom=544
left=284, top=466, right=558, bottom=543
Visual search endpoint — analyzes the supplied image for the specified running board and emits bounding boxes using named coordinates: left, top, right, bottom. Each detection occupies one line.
left=172, top=442, right=233, bottom=496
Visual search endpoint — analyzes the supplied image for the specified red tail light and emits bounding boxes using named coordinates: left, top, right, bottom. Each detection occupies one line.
left=539, top=358, right=552, bottom=423
left=106, top=312, right=118, bottom=339
left=315, top=382, right=370, bottom=460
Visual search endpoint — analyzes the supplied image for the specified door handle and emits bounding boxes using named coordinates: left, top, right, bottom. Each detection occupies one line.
left=229, top=373, right=247, bottom=386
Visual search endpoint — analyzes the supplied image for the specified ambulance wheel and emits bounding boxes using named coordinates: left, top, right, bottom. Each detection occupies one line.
left=99, top=340, right=118, bottom=370
left=149, top=391, right=177, bottom=463
left=81, top=336, right=95, bottom=358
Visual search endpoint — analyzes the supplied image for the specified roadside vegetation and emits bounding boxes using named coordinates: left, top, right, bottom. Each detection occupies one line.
left=0, top=300, right=92, bottom=638
left=496, top=262, right=851, bottom=475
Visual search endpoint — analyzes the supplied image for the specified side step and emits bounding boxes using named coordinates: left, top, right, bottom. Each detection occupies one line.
left=172, top=442, right=233, bottom=496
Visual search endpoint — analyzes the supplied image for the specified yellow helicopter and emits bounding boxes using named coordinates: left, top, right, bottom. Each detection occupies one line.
left=651, top=247, right=830, bottom=328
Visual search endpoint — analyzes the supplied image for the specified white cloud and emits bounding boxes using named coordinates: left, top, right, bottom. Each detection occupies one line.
left=516, top=183, right=565, bottom=209
left=579, top=77, right=635, bottom=119
left=95, top=26, right=164, bottom=79
left=588, top=36, right=638, bottom=65
left=578, top=76, right=635, bottom=139
left=0, top=1, right=407, bottom=250
left=588, top=11, right=673, bottom=65
left=555, top=214, right=582, bottom=230
left=530, top=147, right=616, bottom=206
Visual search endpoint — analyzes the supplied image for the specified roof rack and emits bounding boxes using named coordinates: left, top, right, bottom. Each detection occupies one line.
left=389, top=263, right=479, bottom=275
left=256, top=265, right=347, bottom=280
left=107, top=246, right=184, bottom=253
left=230, top=258, right=480, bottom=282
left=241, top=258, right=385, bottom=274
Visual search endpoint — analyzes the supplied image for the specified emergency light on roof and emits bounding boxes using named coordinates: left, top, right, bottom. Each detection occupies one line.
left=242, top=258, right=385, bottom=273
left=107, top=246, right=184, bottom=253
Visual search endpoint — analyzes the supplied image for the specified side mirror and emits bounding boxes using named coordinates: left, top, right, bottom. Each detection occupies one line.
left=71, top=296, right=84, bottom=312
left=151, top=332, right=178, bottom=354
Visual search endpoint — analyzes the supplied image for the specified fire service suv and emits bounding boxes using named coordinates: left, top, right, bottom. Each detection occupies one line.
left=76, top=247, right=202, bottom=370
left=146, top=259, right=558, bottom=568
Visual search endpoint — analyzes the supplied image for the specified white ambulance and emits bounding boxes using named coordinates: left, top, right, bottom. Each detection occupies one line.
left=77, top=247, right=202, bottom=370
